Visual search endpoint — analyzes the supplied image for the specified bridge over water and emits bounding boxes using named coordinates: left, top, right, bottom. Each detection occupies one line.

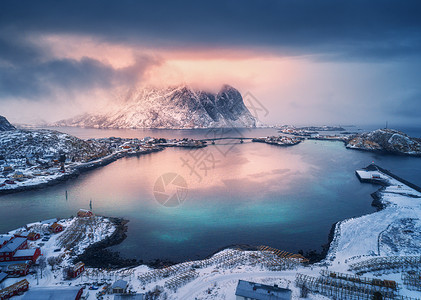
left=200, top=137, right=255, bottom=144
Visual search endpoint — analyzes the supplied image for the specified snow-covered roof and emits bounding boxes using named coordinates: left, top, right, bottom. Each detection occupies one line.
left=0, top=260, right=31, bottom=267
left=41, top=218, right=58, bottom=225
left=355, top=170, right=374, bottom=180
left=0, top=237, right=26, bottom=253
left=235, top=280, right=292, bottom=300
left=14, top=248, right=37, bottom=257
left=21, top=287, right=83, bottom=300
left=0, top=234, right=13, bottom=245
left=112, top=279, right=128, bottom=289
left=15, top=231, right=29, bottom=237
left=0, top=272, right=7, bottom=282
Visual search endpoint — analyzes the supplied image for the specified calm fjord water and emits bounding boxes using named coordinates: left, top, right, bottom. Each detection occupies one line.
left=1, top=127, right=421, bottom=262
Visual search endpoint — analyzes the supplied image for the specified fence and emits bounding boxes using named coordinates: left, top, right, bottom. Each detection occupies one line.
left=295, top=273, right=415, bottom=300
left=349, top=256, right=421, bottom=274
left=402, top=271, right=421, bottom=291
left=137, top=247, right=308, bottom=291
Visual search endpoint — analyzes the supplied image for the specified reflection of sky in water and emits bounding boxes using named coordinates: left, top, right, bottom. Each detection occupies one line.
left=2, top=128, right=421, bottom=262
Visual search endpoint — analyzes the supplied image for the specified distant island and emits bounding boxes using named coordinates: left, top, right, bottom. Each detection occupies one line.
left=280, top=125, right=421, bottom=157
left=346, top=129, right=421, bottom=156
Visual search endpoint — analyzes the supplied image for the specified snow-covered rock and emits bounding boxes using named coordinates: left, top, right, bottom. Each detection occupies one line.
left=346, top=129, right=421, bottom=156
left=55, top=85, right=259, bottom=129
left=0, top=115, right=15, bottom=131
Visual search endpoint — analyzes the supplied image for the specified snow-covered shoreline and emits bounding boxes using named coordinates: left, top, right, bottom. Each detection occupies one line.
left=1, top=164, right=420, bottom=299
left=0, top=130, right=164, bottom=195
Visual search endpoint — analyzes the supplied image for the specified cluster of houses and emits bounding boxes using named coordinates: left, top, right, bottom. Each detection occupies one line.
left=0, top=209, right=293, bottom=300
left=0, top=166, right=62, bottom=187
left=279, top=127, right=319, bottom=137
left=252, top=135, right=302, bottom=146
left=0, top=218, right=66, bottom=299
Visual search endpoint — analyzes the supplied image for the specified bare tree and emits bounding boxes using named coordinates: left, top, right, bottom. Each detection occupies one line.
left=38, top=256, right=47, bottom=278
left=47, top=256, right=62, bottom=270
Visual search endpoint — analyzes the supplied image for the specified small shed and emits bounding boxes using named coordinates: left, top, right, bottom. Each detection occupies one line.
left=235, top=280, right=292, bottom=300
left=111, top=280, right=128, bottom=294
left=77, top=209, right=93, bottom=218
left=67, top=262, right=85, bottom=278
left=50, top=223, right=64, bottom=233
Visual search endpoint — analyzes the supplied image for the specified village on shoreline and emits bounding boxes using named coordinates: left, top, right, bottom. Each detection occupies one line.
left=2, top=125, right=420, bottom=195
left=1, top=163, right=420, bottom=299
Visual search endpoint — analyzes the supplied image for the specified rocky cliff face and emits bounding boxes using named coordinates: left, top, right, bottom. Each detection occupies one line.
left=0, top=116, right=15, bottom=131
left=346, top=129, right=421, bottom=156
left=56, top=85, right=258, bottom=129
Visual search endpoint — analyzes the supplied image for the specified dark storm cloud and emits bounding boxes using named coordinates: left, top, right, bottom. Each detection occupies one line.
left=0, top=34, right=160, bottom=99
left=1, top=0, right=421, bottom=111
left=1, top=0, right=421, bottom=59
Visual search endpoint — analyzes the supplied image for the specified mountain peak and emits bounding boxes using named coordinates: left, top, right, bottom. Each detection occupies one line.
left=0, top=116, right=16, bottom=131
left=56, top=85, right=258, bottom=129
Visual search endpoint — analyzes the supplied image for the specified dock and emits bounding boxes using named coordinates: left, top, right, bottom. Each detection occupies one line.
left=356, top=163, right=421, bottom=193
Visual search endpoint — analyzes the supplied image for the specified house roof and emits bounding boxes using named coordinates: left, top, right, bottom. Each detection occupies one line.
left=15, top=231, right=29, bottom=237
left=50, top=223, right=63, bottom=229
left=112, top=279, right=128, bottom=289
left=15, top=231, right=38, bottom=238
left=0, top=237, right=27, bottom=253
left=235, top=280, right=292, bottom=300
left=41, top=218, right=58, bottom=225
left=21, top=287, right=83, bottom=300
left=0, top=260, right=31, bottom=267
left=0, top=234, right=13, bottom=245
left=14, top=248, right=37, bottom=257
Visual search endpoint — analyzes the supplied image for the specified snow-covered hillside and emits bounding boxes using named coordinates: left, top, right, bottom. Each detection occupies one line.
left=56, top=85, right=258, bottom=129
left=0, top=130, right=163, bottom=193
left=0, top=129, right=110, bottom=163
left=0, top=115, right=15, bottom=131
left=346, top=129, right=421, bottom=156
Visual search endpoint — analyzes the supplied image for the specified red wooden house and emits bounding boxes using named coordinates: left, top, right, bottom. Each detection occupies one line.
left=0, top=261, right=30, bottom=277
left=0, top=279, right=29, bottom=300
left=0, top=235, right=14, bottom=249
left=50, top=223, right=64, bottom=233
left=12, top=248, right=41, bottom=263
left=77, top=209, right=93, bottom=218
left=14, top=232, right=40, bottom=241
left=67, top=262, right=85, bottom=278
left=0, top=238, right=28, bottom=262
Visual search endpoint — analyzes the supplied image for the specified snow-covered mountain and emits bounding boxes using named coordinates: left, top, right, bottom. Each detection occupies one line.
left=0, top=115, right=15, bottom=131
left=346, top=129, right=421, bottom=156
left=56, top=85, right=258, bottom=129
